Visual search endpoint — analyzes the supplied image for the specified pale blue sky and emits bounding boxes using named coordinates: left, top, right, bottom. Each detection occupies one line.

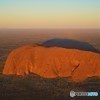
left=0, top=0, right=100, bottom=28
left=0, top=0, right=100, bottom=11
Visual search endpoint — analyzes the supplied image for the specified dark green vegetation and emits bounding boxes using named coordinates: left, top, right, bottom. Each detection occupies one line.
left=0, top=29, right=100, bottom=100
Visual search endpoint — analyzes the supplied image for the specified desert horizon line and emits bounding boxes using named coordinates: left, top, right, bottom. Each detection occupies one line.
left=0, top=27, right=100, bottom=30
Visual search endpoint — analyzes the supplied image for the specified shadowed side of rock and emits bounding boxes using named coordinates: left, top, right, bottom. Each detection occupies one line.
left=41, top=38, right=99, bottom=53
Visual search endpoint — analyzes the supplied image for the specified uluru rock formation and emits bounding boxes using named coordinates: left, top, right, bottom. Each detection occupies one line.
left=3, top=45, right=100, bottom=82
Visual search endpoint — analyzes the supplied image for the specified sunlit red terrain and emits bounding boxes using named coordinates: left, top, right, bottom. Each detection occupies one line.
left=0, top=29, right=100, bottom=100
left=3, top=45, right=100, bottom=82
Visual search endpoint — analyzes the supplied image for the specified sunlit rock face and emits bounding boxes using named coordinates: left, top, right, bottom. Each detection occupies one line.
left=3, top=46, right=100, bottom=82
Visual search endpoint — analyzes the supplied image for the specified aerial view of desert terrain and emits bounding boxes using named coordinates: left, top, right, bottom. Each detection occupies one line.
left=0, top=0, right=100, bottom=100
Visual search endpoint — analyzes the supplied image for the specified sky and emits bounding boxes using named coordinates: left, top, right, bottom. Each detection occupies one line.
left=0, top=0, right=100, bottom=29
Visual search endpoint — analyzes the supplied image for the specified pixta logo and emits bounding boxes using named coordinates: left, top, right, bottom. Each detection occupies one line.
left=70, top=91, right=98, bottom=97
